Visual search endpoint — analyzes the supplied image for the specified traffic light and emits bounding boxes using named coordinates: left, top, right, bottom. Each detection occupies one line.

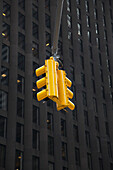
left=36, top=57, right=59, bottom=102
left=56, top=70, right=75, bottom=111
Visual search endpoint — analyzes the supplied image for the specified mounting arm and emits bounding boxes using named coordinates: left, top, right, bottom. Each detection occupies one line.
left=51, top=0, right=64, bottom=59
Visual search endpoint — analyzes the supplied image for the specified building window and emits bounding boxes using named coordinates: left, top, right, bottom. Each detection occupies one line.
left=16, top=123, right=24, bottom=144
left=100, top=69, right=103, bottom=82
left=80, top=55, right=84, bottom=69
left=62, top=142, right=68, bottom=160
left=1, top=44, right=10, bottom=63
left=32, top=156, right=39, bottom=170
left=95, top=23, right=99, bottom=34
left=2, top=22, right=10, bottom=41
left=102, top=16, right=106, bottom=27
left=93, top=0, right=97, bottom=5
left=45, top=14, right=51, bottom=28
left=101, top=2, right=105, bottom=13
left=32, top=22, right=38, bottom=39
left=1, top=66, right=9, bottom=86
left=67, top=14, right=72, bottom=28
left=82, top=91, right=87, bottom=106
left=81, top=73, right=86, bottom=88
left=77, top=23, right=82, bottom=35
left=87, top=153, right=92, bottom=170
left=95, top=116, right=99, bottom=131
left=106, top=59, right=110, bottom=71
left=108, top=75, right=112, bottom=88
left=66, top=0, right=71, bottom=12
left=77, top=8, right=81, bottom=20
left=0, top=144, right=6, bottom=168
left=15, top=150, right=24, bottom=170
left=87, top=31, right=91, bottom=43
left=3, top=1, right=10, bottom=19
left=94, top=8, right=98, bottom=20
left=33, top=62, right=39, bottom=77
left=63, top=167, right=68, bottom=170
left=32, top=41, right=39, bottom=58
left=110, top=92, right=113, bottom=104
left=33, top=105, right=40, bottom=125
left=86, top=15, right=90, bottom=27
left=32, top=130, right=40, bottom=150
left=47, top=112, right=54, bottom=131
left=97, top=137, right=101, bottom=153
left=17, top=74, right=25, bottom=94
left=32, top=4, right=38, bottom=20
left=101, top=86, right=105, bottom=99
left=68, top=31, right=73, bottom=43
left=99, top=53, right=102, bottom=66
left=85, top=1, right=89, bottom=12
left=105, top=44, right=109, bottom=56
left=69, top=48, right=74, bottom=62
left=104, top=30, right=107, bottom=40
left=46, top=32, right=51, bottom=47
left=58, top=40, right=63, bottom=55
left=17, top=98, right=24, bottom=118
left=0, top=116, right=7, bottom=138
left=89, top=46, right=93, bottom=59
left=73, top=109, right=78, bottom=121
left=103, top=103, right=107, bottom=118
left=107, top=142, right=112, bottom=158
left=93, top=97, right=98, bottom=112
left=90, top=63, right=94, bottom=76
left=91, top=79, right=96, bottom=93
left=78, top=38, right=83, bottom=52
left=110, top=163, right=113, bottom=170
left=48, top=136, right=54, bottom=155
left=47, top=100, right=53, bottom=107
left=61, top=119, right=67, bottom=137
left=0, top=90, right=8, bottom=111
left=18, top=12, right=25, bottom=30
left=75, top=147, right=80, bottom=166
left=33, top=83, right=37, bottom=101
left=45, top=0, right=50, bottom=11
left=76, top=0, right=80, bottom=5
left=105, top=122, right=110, bottom=136
left=96, top=37, right=100, bottom=49
left=99, top=158, right=103, bottom=170
left=84, top=110, right=89, bottom=126
left=18, top=32, right=25, bottom=50
left=70, top=66, right=75, bottom=81
left=85, top=131, right=91, bottom=148
left=18, top=53, right=25, bottom=71
left=73, top=125, right=79, bottom=143
left=48, top=162, right=54, bottom=170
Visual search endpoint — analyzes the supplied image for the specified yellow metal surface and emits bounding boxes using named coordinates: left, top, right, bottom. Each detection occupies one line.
left=35, top=65, right=45, bottom=77
left=57, top=70, right=68, bottom=111
left=67, top=88, right=73, bottom=99
left=66, top=77, right=72, bottom=87
left=46, top=57, right=58, bottom=102
left=36, top=57, right=58, bottom=102
left=37, top=89, right=47, bottom=101
left=68, top=100, right=75, bottom=110
left=36, top=77, right=46, bottom=89
left=57, top=70, right=75, bottom=111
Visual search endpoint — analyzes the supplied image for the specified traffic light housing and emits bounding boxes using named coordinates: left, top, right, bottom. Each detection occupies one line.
left=36, top=57, right=59, bottom=102
left=56, top=70, right=75, bottom=111
left=35, top=57, right=75, bottom=111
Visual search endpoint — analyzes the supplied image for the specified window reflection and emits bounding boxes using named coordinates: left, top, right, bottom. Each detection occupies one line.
left=1, top=66, right=9, bottom=86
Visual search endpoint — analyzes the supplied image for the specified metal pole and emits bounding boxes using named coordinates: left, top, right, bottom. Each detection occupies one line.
left=51, top=0, right=64, bottom=58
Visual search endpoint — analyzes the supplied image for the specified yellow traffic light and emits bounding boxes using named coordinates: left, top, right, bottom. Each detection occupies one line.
left=56, top=70, right=75, bottom=111
left=36, top=57, right=59, bottom=102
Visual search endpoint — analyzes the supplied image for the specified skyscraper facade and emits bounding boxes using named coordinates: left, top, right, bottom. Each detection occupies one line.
left=0, top=0, right=113, bottom=170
